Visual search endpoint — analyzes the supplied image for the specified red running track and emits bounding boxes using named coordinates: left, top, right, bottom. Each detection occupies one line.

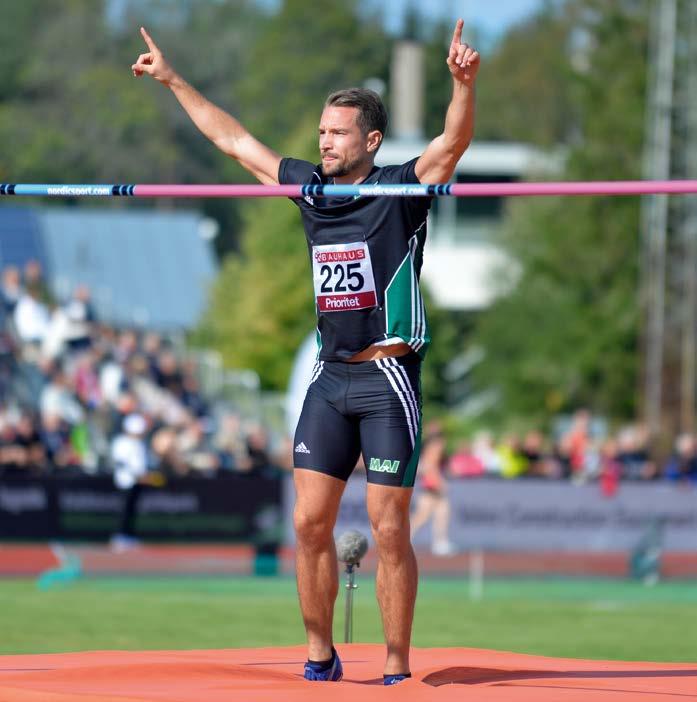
left=0, top=645, right=695, bottom=702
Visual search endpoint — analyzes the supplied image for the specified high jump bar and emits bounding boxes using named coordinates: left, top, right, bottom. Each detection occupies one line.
left=3, top=181, right=697, bottom=198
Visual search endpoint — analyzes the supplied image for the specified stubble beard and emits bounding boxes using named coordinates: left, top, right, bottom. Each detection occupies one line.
left=323, top=153, right=366, bottom=179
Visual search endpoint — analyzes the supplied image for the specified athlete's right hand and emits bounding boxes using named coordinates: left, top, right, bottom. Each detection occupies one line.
left=131, top=27, right=176, bottom=86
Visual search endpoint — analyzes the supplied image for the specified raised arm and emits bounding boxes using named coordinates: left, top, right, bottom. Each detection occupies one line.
left=415, top=19, right=479, bottom=184
left=132, top=27, right=281, bottom=185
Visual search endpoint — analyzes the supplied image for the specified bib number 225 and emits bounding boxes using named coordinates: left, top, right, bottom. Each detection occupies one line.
left=319, top=262, right=364, bottom=293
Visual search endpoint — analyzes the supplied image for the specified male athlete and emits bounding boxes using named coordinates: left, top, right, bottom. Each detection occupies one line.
left=133, top=19, right=478, bottom=684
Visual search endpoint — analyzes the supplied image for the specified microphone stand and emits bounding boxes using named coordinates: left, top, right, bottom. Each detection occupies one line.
left=343, top=560, right=359, bottom=643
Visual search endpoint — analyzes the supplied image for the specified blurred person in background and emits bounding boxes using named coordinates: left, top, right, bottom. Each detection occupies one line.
left=154, top=348, right=184, bottom=396
left=410, top=422, right=455, bottom=555
left=1, top=266, right=22, bottom=315
left=599, top=437, right=622, bottom=497
left=0, top=412, right=45, bottom=474
left=616, top=424, right=656, bottom=480
left=496, top=434, right=528, bottom=479
left=62, top=284, right=96, bottom=354
left=663, top=433, right=697, bottom=484
left=560, top=409, right=591, bottom=480
left=23, top=260, right=53, bottom=307
left=150, top=425, right=188, bottom=477
left=13, top=283, right=50, bottom=354
left=40, top=413, right=82, bottom=473
left=520, top=431, right=555, bottom=478
left=40, top=364, right=84, bottom=427
left=213, top=412, right=248, bottom=471
left=472, top=431, right=502, bottom=475
left=132, top=17, right=478, bottom=683
left=176, top=415, right=219, bottom=475
left=110, top=412, right=150, bottom=550
left=448, top=439, right=484, bottom=478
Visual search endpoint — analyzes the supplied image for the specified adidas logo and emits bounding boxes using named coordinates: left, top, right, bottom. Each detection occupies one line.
left=295, top=442, right=311, bottom=454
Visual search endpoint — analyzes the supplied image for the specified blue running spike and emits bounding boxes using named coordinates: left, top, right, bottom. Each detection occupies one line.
left=303, top=649, right=343, bottom=682
left=383, top=673, right=411, bottom=685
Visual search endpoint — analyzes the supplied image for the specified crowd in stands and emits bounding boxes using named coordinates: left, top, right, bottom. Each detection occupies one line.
left=1, top=261, right=696, bottom=487
left=0, top=261, right=291, bottom=483
left=447, top=410, right=697, bottom=486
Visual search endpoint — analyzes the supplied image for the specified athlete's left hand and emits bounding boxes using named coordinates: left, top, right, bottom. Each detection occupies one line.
left=447, top=19, right=480, bottom=86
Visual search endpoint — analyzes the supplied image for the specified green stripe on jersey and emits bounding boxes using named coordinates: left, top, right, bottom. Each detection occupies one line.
left=384, top=236, right=430, bottom=357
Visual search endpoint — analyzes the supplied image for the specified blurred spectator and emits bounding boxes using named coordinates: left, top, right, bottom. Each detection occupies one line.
left=616, top=424, right=656, bottom=480
left=1, top=266, right=22, bottom=314
left=40, top=413, right=82, bottom=471
left=0, top=413, right=44, bottom=474
left=472, top=431, right=501, bottom=475
left=62, top=284, right=96, bottom=353
left=448, top=440, right=484, bottom=478
left=23, top=260, right=54, bottom=306
left=154, top=349, right=184, bottom=396
left=73, top=351, right=102, bottom=409
left=599, top=438, right=621, bottom=497
left=410, top=422, right=454, bottom=556
left=111, top=413, right=149, bottom=490
left=99, top=352, right=127, bottom=405
left=520, top=431, right=561, bottom=478
left=151, top=426, right=188, bottom=476
left=13, top=285, right=50, bottom=349
left=179, top=361, right=208, bottom=417
left=176, top=416, right=219, bottom=474
left=213, top=412, right=247, bottom=471
left=560, top=409, right=591, bottom=478
left=663, top=433, right=697, bottom=484
left=110, top=413, right=150, bottom=550
left=496, top=435, right=528, bottom=479
left=40, top=364, right=84, bottom=426
left=245, top=423, right=273, bottom=472
left=114, top=329, right=138, bottom=365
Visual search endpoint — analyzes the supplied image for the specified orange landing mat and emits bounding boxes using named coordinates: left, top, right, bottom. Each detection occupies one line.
left=0, top=645, right=695, bottom=702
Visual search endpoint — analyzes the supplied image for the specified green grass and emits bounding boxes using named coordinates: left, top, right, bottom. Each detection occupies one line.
left=1, top=576, right=695, bottom=662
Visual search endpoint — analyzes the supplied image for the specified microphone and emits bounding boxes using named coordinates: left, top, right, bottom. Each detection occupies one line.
left=336, top=530, right=369, bottom=566
left=336, top=530, right=369, bottom=644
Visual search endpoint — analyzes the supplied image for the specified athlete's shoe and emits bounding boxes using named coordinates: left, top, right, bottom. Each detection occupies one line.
left=383, top=673, right=411, bottom=685
left=303, top=649, right=343, bottom=682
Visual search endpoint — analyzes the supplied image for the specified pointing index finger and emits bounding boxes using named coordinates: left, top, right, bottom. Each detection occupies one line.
left=451, top=18, right=464, bottom=47
left=140, top=26, right=158, bottom=52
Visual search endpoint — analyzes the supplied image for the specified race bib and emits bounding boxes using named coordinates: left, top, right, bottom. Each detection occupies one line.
left=312, top=242, right=378, bottom=312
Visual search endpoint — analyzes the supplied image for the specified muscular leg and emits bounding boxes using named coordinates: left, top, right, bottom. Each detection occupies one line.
left=294, top=469, right=346, bottom=661
left=366, top=483, right=418, bottom=676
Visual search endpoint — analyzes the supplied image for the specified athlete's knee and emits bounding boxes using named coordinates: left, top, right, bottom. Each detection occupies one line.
left=370, top=514, right=410, bottom=554
left=294, top=508, right=334, bottom=548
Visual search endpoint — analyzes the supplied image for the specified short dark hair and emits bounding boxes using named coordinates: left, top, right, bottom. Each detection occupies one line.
left=325, top=88, right=388, bottom=139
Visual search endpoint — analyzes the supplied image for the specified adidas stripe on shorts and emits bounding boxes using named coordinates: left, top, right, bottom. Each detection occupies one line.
left=293, top=353, right=422, bottom=488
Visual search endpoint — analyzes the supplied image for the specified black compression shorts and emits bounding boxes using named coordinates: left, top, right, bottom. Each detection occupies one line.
left=293, top=353, right=422, bottom=487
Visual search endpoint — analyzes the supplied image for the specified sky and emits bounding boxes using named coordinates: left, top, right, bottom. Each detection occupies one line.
left=254, top=1, right=546, bottom=42
left=374, top=0, right=545, bottom=40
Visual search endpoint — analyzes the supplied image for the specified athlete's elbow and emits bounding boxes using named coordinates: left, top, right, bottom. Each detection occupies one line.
left=213, top=134, right=240, bottom=158
left=443, top=130, right=473, bottom=159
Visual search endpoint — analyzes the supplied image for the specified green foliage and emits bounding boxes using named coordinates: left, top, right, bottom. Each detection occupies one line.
left=195, top=121, right=317, bottom=390
left=474, top=1, right=577, bottom=146
left=471, top=0, right=648, bottom=424
left=236, top=0, right=389, bottom=146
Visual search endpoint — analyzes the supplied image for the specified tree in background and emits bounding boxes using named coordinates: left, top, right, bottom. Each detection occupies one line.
left=194, top=120, right=316, bottom=391
left=236, top=0, right=389, bottom=147
left=0, top=0, right=264, bottom=257
left=471, top=0, right=648, bottom=425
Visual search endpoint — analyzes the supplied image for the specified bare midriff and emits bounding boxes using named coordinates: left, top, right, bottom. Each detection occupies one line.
left=347, top=342, right=412, bottom=362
